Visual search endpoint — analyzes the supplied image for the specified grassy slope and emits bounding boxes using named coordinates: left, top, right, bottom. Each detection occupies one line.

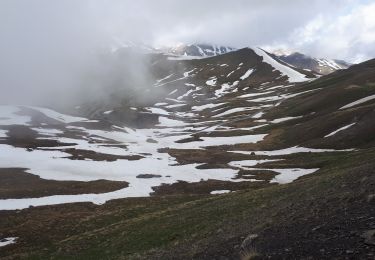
left=1, top=148, right=373, bottom=259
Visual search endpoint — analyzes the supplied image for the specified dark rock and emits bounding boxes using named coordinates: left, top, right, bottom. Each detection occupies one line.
left=241, top=234, right=258, bottom=249
left=361, top=229, right=375, bottom=245
left=367, top=194, right=375, bottom=203
left=146, top=138, right=158, bottom=143
left=136, top=174, right=162, bottom=179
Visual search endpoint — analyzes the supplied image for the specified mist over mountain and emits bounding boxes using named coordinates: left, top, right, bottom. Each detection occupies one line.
left=0, top=1, right=375, bottom=259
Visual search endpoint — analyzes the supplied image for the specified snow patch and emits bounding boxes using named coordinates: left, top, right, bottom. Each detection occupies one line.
left=325, top=123, right=356, bottom=137
left=192, top=103, right=226, bottom=111
left=213, top=107, right=256, bottom=117
left=230, top=146, right=354, bottom=156
left=210, top=190, right=231, bottom=195
left=206, top=77, right=217, bottom=86
left=253, top=48, right=308, bottom=82
left=270, top=116, right=302, bottom=123
left=339, top=94, right=375, bottom=110
left=215, top=81, right=239, bottom=97
left=240, top=69, right=254, bottom=80
left=0, top=237, right=17, bottom=247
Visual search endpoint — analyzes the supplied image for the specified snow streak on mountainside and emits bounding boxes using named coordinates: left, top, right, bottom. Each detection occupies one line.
left=253, top=48, right=309, bottom=82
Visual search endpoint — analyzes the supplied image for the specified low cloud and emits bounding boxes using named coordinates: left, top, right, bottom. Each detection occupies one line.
left=0, top=0, right=373, bottom=106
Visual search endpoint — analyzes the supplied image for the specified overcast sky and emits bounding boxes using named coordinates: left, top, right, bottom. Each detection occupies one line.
left=1, top=0, right=375, bottom=63
left=0, top=0, right=374, bottom=105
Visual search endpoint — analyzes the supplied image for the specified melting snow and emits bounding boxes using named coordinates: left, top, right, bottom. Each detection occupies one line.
left=177, top=89, right=194, bottom=100
left=240, top=69, right=254, bottom=80
left=155, top=102, right=168, bottom=106
left=157, top=116, right=188, bottom=127
left=0, top=129, right=8, bottom=138
left=268, top=168, right=319, bottom=184
left=0, top=237, right=18, bottom=247
left=252, top=112, right=264, bottom=119
left=325, top=123, right=356, bottom=137
left=31, top=128, right=63, bottom=137
left=317, top=59, right=343, bottom=70
left=210, top=190, right=231, bottom=194
left=145, top=107, right=170, bottom=115
left=183, top=69, right=196, bottom=77
left=270, top=116, right=302, bottom=123
left=165, top=104, right=186, bottom=109
left=253, top=47, right=308, bottom=82
left=213, top=107, right=256, bottom=117
left=174, top=134, right=267, bottom=149
left=215, top=81, right=239, bottom=97
left=0, top=132, right=242, bottom=210
left=230, top=146, right=354, bottom=156
left=228, top=159, right=282, bottom=169
left=339, top=94, right=375, bottom=110
left=0, top=106, right=31, bottom=125
left=155, top=73, right=174, bottom=84
left=192, top=103, right=226, bottom=111
left=238, top=91, right=274, bottom=98
left=27, top=106, right=90, bottom=123
left=206, top=77, right=217, bottom=86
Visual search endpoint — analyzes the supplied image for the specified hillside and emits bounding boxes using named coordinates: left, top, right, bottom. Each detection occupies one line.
left=0, top=47, right=374, bottom=259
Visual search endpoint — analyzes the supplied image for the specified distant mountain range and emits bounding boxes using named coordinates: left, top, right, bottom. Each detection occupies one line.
left=163, top=43, right=236, bottom=57
left=163, top=44, right=352, bottom=75
left=272, top=50, right=351, bottom=75
left=110, top=41, right=351, bottom=75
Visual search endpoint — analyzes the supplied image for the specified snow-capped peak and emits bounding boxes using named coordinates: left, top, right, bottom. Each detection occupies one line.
left=272, top=48, right=297, bottom=56
left=162, top=43, right=236, bottom=57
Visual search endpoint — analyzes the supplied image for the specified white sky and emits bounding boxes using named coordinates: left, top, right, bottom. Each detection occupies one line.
left=1, top=0, right=374, bottom=62
left=0, top=0, right=374, bottom=105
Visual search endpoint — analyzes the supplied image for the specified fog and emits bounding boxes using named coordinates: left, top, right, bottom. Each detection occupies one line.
left=0, top=0, right=374, bottom=107
left=0, top=1, right=156, bottom=107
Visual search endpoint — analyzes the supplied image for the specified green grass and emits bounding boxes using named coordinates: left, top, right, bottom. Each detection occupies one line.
left=16, top=148, right=374, bottom=259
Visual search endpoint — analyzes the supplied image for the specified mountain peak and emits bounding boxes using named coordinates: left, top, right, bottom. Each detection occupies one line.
left=162, top=43, right=236, bottom=57
left=271, top=49, right=351, bottom=75
left=272, top=48, right=298, bottom=56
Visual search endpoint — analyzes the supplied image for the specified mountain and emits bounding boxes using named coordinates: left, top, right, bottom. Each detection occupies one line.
left=161, top=43, right=236, bottom=57
left=111, top=42, right=350, bottom=76
left=1, top=47, right=375, bottom=259
left=161, top=44, right=351, bottom=75
left=110, top=39, right=157, bottom=53
left=272, top=50, right=351, bottom=75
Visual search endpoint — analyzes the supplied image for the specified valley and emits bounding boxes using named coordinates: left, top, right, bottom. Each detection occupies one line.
left=0, top=47, right=374, bottom=259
